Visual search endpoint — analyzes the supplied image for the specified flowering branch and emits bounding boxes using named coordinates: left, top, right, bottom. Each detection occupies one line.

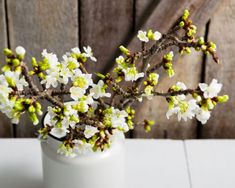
left=0, top=9, right=228, bottom=157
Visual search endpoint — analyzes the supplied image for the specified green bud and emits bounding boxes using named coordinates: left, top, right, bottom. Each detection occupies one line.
left=5, top=77, right=16, bottom=88
left=35, top=102, right=42, bottom=110
left=182, top=9, right=189, bottom=20
left=185, top=47, right=191, bottom=54
left=38, top=72, right=45, bottom=79
left=119, top=45, right=130, bottom=56
left=25, top=98, right=32, bottom=105
left=32, top=57, right=38, bottom=67
left=14, top=101, right=25, bottom=111
left=28, top=112, right=39, bottom=125
left=39, top=59, right=50, bottom=71
left=206, top=98, right=215, bottom=110
left=28, top=105, right=36, bottom=113
left=167, top=68, right=175, bottom=78
left=17, top=54, right=24, bottom=61
left=198, top=37, right=205, bottom=45
left=100, top=130, right=105, bottom=138
left=29, top=71, right=35, bottom=76
left=147, top=29, right=154, bottom=40
left=3, top=48, right=13, bottom=57
left=95, top=72, right=106, bottom=79
left=12, top=59, right=20, bottom=66
left=147, top=120, right=155, bottom=126
left=217, top=95, right=229, bottom=103
left=15, top=66, right=22, bottom=74
left=144, top=125, right=151, bottom=133
left=179, top=21, right=185, bottom=27
left=1, top=65, right=10, bottom=72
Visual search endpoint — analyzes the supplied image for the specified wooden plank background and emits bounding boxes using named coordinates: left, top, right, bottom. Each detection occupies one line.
left=0, top=0, right=234, bottom=138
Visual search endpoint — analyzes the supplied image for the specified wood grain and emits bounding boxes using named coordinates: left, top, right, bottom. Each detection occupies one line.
left=79, top=0, right=133, bottom=74
left=201, top=0, right=235, bottom=138
left=7, top=0, right=78, bottom=137
left=0, top=0, right=12, bottom=137
left=132, top=0, right=221, bottom=138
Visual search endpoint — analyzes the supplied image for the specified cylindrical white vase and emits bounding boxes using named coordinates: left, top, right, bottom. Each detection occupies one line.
left=41, top=113, right=125, bottom=188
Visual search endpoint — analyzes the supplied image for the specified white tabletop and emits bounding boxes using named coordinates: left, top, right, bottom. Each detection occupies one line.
left=0, top=139, right=234, bottom=188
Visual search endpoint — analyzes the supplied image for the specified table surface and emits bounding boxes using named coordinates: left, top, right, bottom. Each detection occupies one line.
left=0, top=139, right=234, bottom=188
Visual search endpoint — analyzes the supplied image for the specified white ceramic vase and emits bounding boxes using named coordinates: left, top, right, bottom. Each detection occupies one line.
left=41, top=112, right=125, bottom=188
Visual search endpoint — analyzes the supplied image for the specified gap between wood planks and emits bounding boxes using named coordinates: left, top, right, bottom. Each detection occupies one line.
left=197, top=20, right=211, bottom=139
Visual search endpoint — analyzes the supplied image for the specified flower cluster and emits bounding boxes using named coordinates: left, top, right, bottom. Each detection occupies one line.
left=166, top=80, right=228, bottom=124
left=0, top=9, right=228, bottom=157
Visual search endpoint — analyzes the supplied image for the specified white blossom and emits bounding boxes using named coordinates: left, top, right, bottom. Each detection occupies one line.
left=196, top=108, right=211, bottom=124
left=90, top=80, right=111, bottom=99
left=70, top=86, right=86, bottom=100
left=166, top=99, right=200, bottom=122
left=41, top=49, right=60, bottom=88
left=177, top=99, right=199, bottom=121
left=84, top=125, right=99, bottom=139
left=57, top=144, right=76, bottom=158
left=71, top=47, right=81, bottom=54
left=175, top=82, right=187, bottom=101
left=58, top=63, right=73, bottom=84
left=42, top=49, right=59, bottom=70
left=137, top=30, right=149, bottom=42
left=15, top=46, right=26, bottom=56
left=50, top=127, right=69, bottom=138
left=70, top=69, right=93, bottom=100
left=73, top=139, right=92, bottom=154
left=153, top=31, right=162, bottom=41
left=199, top=79, right=222, bottom=98
left=5, top=71, right=28, bottom=91
left=83, top=46, right=97, bottom=62
left=123, top=67, right=144, bottom=82
left=110, top=107, right=129, bottom=132
left=41, top=72, right=59, bottom=88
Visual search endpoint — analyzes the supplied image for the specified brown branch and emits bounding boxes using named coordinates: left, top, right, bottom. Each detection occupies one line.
left=21, top=62, right=39, bottom=94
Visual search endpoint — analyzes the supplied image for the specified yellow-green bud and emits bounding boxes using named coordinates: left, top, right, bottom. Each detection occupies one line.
left=100, top=130, right=105, bottom=139
left=145, top=125, right=151, bottom=133
left=35, top=102, right=42, bottom=110
left=206, top=98, right=215, bottom=110
left=28, top=105, right=36, bottom=113
left=182, top=9, right=189, bottom=20
left=29, top=71, right=35, bottom=76
left=25, top=98, right=32, bottom=105
left=119, top=45, right=130, bottom=56
left=38, top=72, right=45, bottom=79
left=29, top=112, right=39, bottom=125
left=185, top=47, right=191, bottom=54
left=3, top=48, right=13, bottom=57
left=5, top=77, right=16, bottom=88
left=15, top=66, right=22, bottom=74
left=1, top=65, right=10, bottom=72
left=12, top=59, right=20, bottom=66
left=179, top=21, right=185, bottom=27
left=32, top=57, right=38, bottom=67
left=217, top=95, right=229, bottom=103
left=198, top=37, right=205, bottom=45
left=147, top=29, right=154, bottom=40
left=14, top=101, right=24, bottom=111
left=95, top=72, right=106, bottom=79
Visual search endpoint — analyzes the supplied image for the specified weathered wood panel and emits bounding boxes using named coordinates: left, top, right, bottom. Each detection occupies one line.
left=7, top=0, right=78, bottom=137
left=0, top=0, right=12, bottom=137
left=133, top=0, right=221, bottom=138
left=202, top=0, right=235, bottom=138
left=79, top=0, right=133, bottom=74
